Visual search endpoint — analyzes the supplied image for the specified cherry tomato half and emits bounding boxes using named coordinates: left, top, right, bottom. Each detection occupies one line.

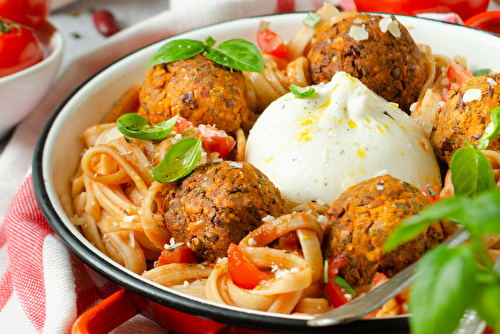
left=0, top=18, right=44, bottom=78
left=353, top=0, right=489, bottom=21
left=227, top=244, right=271, bottom=290
left=256, top=21, right=288, bottom=58
left=0, top=0, right=50, bottom=30
left=157, top=244, right=197, bottom=266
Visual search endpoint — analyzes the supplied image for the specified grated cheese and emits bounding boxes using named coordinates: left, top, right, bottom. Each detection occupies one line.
left=487, top=78, right=497, bottom=86
left=248, top=237, right=257, bottom=246
left=262, top=215, right=275, bottom=223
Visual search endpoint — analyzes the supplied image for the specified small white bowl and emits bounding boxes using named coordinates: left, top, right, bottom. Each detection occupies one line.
left=0, top=19, right=65, bottom=140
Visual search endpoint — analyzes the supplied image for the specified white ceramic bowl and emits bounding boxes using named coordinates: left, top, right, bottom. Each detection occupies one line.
left=0, top=19, right=65, bottom=139
left=33, top=13, right=500, bottom=333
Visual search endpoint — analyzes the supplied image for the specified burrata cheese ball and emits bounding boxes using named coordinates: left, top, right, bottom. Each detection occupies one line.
left=245, top=72, right=441, bottom=205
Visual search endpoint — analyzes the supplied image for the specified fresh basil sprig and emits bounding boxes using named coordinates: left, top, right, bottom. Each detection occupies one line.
left=147, top=37, right=264, bottom=73
left=117, top=114, right=178, bottom=140
left=289, top=84, right=315, bottom=98
left=384, top=144, right=500, bottom=334
left=303, top=12, right=321, bottom=29
left=476, top=107, right=500, bottom=150
left=473, top=68, right=490, bottom=77
left=150, top=137, right=202, bottom=183
left=450, top=145, right=496, bottom=197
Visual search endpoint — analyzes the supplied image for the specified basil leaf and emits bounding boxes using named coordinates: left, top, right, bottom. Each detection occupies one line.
left=472, top=277, right=500, bottom=331
left=150, top=137, right=202, bottom=183
left=450, top=146, right=495, bottom=197
left=476, top=107, right=500, bottom=150
left=409, top=244, right=478, bottom=334
left=473, top=68, right=490, bottom=77
left=333, top=276, right=357, bottom=297
left=205, top=36, right=216, bottom=50
left=461, top=191, right=500, bottom=235
left=289, top=84, right=315, bottom=98
left=117, top=114, right=178, bottom=140
left=147, top=39, right=206, bottom=67
left=384, top=196, right=466, bottom=252
left=206, top=39, right=264, bottom=73
left=303, top=12, right=321, bottom=28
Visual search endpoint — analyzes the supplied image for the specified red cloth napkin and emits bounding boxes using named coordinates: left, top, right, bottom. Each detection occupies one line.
left=0, top=0, right=470, bottom=333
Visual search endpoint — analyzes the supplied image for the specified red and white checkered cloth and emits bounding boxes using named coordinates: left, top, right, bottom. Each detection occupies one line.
left=0, top=0, right=469, bottom=333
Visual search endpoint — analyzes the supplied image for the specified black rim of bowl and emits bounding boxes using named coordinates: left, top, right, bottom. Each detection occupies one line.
left=32, top=11, right=499, bottom=334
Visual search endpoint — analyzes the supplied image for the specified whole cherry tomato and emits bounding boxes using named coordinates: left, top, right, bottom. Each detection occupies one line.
left=0, top=18, right=44, bottom=78
left=0, top=0, right=50, bottom=30
left=353, top=0, right=489, bottom=21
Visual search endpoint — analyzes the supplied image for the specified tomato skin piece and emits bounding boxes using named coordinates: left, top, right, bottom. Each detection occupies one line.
left=198, top=124, right=236, bottom=159
left=327, top=254, right=349, bottom=281
left=0, top=0, right=50, bottom=30
left=0, top=21, right=44, bottom=78
left=175, top=116, right=193, bottom=133
left=326, top=280, right=351, bottom=308
left=157, top=244, right=197, bottom=266
left=371, top=272, right=389, bottom=289
left=446, top=60, right=473, bottom=87
left=227, top=244, right=271, bottom=290
left=256, top=21, right=288, bottom=58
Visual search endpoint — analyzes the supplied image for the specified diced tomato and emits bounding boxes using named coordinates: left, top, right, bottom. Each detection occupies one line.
left=157, top=244, right=197, bottom=266
left=446, top=60, right=473, bottom=86
left=175, top=116, right=193, bottom=133
left=423, top=184, right=439, bottom=204
left=327, top=255, right=349, bottom=281
left=227, top=244, right=271, bottom=290
left=371, top=272, right=389, bottom=289
left=325, top=280, right=351, bottom=308
left=198, top=124, right=236, bottom=159
left=256, top=21, right=288, bottom=58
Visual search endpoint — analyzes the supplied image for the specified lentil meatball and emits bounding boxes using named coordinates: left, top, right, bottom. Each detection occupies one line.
left=432, top=73, right=500, bottom=164
left=324, top=175, right=444, bottom=288
left=307, top=14, right=427, bottom=113
left=162, top=161, right=289, bottom=262
left=139, top=54, right=252, bottom=133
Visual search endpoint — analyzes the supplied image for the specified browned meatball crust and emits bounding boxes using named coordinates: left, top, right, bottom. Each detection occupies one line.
left=162, top=161, right=289, bottom=262
left=432, top=73, right=500, bottom=164
left=324, top=175, right=444, bottom=287
left=139, top=54, right=252, bottom=133
left=307, top=14, right=427, bottom=112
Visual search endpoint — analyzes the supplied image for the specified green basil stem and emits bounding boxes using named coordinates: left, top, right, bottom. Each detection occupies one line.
left=472, top=236, right=495, bottom=273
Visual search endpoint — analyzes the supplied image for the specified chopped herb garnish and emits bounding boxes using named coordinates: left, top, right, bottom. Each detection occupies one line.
left=166, top=242, right=184, bottom=251
left=473, top=68, right=490, bottom=77
left=476, top=107, right=500, bottom=150
left=426, top=185, right=436, bottom=197
left=259, top=22, right=270, bottom=32
left=117, top=114, right=178, bottom=140
left=289, top=84, right=315, bottom=98
left=124, top=136, right=133, bottom=143
left=147, top=36, right=264, bottom=73
left=334, top=276, right=357, bottom=298
left=383, top=111, right=394, bottom=120
left=150, top=137, right=202, bottom=183
left=323, top=259, right=329, bottom=284
left=303, top=11, right=321, bottom=29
